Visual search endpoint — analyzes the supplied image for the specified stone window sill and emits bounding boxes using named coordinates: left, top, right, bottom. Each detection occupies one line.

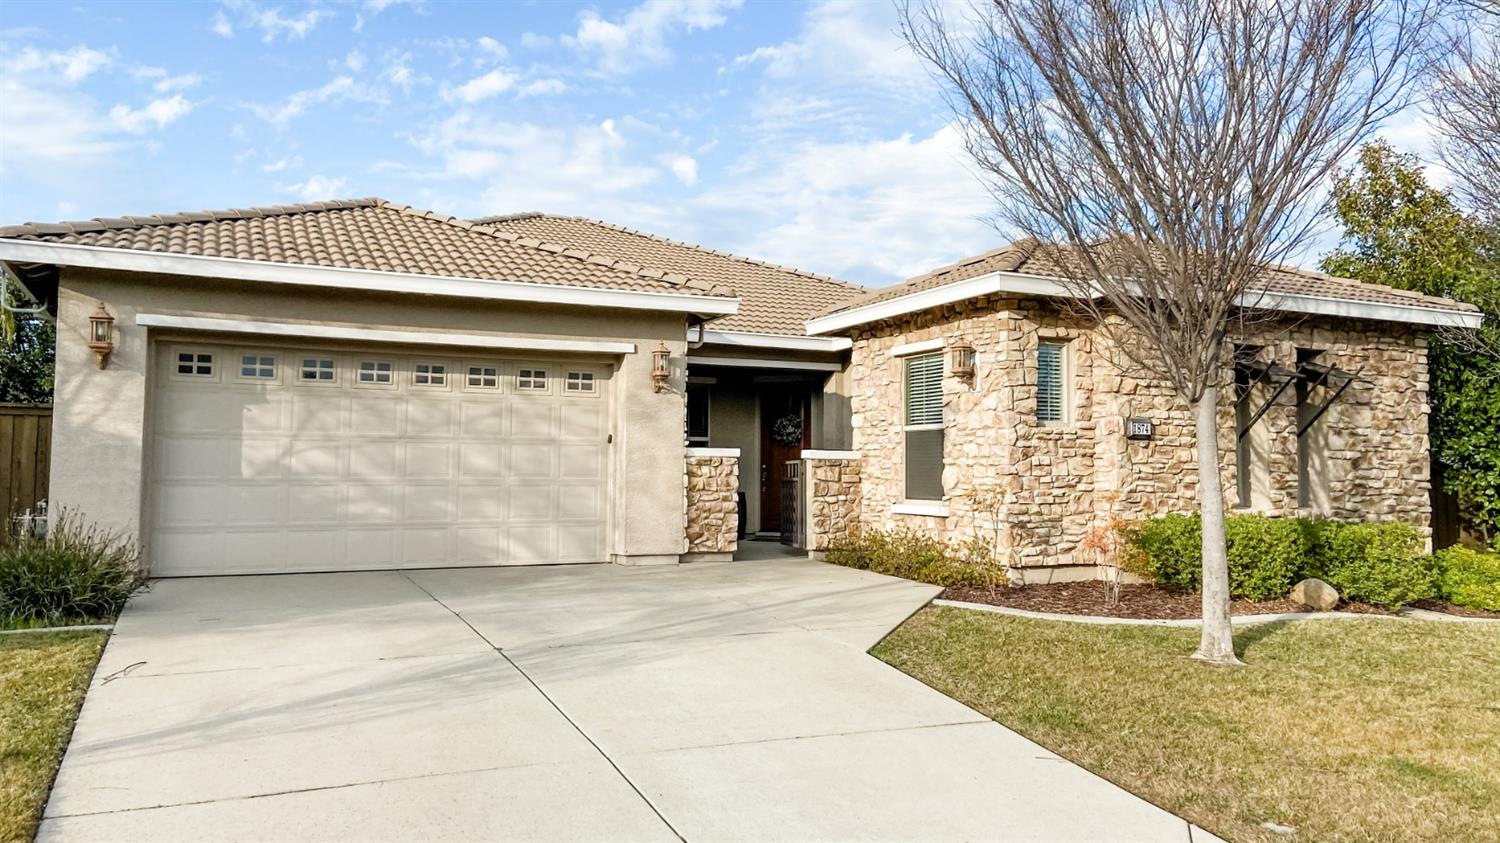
left=892, top=501, right=949, bottom=517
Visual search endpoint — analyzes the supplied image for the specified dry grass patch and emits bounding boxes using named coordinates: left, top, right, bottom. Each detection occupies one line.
left=874, top=608, right=1500, bottom=843
left=1, top=631, right=107, bottom=843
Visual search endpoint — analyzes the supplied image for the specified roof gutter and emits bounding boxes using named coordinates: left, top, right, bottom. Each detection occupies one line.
left=696, top=329, right=851, bottom=352
left=0, top=238, right=740, bottom=318
left=805, top=269, right=1483, bottom=334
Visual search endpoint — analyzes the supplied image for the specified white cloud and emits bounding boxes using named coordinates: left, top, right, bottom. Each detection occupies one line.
left=135, top=67, right=204, bottom=93
left=109, top=95, right=194, bottom=133
left=218, top=1, right=333, bottom=43
left=564, top=0, right=742, bottom=74
left=732, top=0, right=927, bottom=95
left=445, top=68, right=515, bottom=103
left=387, top=61, right=414, bottom=90
left=668, top=154, right=698, bottom=186
left=475, top=36, right=506, bottom=59
left=0, top=76, right=122, bottom=173
left=355, top=0, right=422, bottom=31
left=282, top=174, right=351, bottom=201
left=519, top=32, right=552, bottom=49
left=4, top=45, right=111, bottom=82
left=250, top=76, right=384, bottom=125
left=262, top=154, right=302, bottom=173
left=516, top=78, right=567, bottom=98
left=342, top=49, right=366, bottom=72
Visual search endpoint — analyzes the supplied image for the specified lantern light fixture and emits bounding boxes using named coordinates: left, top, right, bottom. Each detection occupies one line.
left=949, top=338, right=976, bottom=383
left=650, top=341, right=671, bottom=392
left=87, top=303, right=115, bottom=370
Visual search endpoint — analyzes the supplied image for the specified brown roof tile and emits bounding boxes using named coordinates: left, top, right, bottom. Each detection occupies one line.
left=475, top=213, right=865, bottom=335
left=0, top=199, right=735, bottom=299
left=816, top=238, right=1478, bottom=323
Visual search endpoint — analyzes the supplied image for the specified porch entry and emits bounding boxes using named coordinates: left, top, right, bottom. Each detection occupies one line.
left=759, top=387, right=810, bottom=536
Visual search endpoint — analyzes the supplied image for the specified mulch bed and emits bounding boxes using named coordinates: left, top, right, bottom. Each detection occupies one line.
left=1410, top=599, right=1500, bottom=620
left=940, top=581, right=1402, bottom=619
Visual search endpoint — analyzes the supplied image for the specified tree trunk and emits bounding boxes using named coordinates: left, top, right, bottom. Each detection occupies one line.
left=1192, top=385, right=1244, bottom=666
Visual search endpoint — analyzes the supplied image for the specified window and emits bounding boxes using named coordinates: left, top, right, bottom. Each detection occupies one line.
left=300, top=358, right=336, bottom=382
left=686, top=383, right=710, bottom=445
left=466, top=365, right=498, bottom=389
left=358, top=360, right=394, bottom=385
left=903, top=352, right=944, bottom=501
left=1036, top=341, right=1068, bottom=424
left=565, top=371, right=596, bottom=393
left=413, top=363, right=447, bottom=386
left=239, top=354, right=275, bottom=379
left=517, top=368, right=547, bottom=391
left=175, top=351, right=214, bottom=377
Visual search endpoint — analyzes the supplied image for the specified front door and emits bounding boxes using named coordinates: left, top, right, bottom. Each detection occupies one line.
left=759, top=387, right=810, bottom=535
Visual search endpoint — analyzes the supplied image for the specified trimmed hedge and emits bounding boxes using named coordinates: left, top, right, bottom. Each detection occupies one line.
left=1305, top=520, right=1436, bottom=609
left=1122, top=512, right=1308, bottom=600
left=825, top=528, right=991, bottom=587
left=1434, top=546, right=1500, bottom=611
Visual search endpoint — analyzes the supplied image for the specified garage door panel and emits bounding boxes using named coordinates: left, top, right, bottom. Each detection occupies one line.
left=151, top=343, right=611, bottom=575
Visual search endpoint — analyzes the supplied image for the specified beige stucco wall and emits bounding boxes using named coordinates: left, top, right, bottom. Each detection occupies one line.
left=703, top=377, right=760, bottom=532
left=50, top=268, right=691, bottom=567
left=845, top=296, right=1433, bottom=575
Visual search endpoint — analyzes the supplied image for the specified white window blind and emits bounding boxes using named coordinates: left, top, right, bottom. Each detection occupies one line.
left=904, top=353, right=944, bottom=426
left=1037, top=342, right=1066, bottom=423
left=904, top=352, right=944, bottom=501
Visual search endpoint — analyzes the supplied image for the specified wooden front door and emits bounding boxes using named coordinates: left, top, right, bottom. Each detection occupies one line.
left=759, top=387, right=810, bottom=535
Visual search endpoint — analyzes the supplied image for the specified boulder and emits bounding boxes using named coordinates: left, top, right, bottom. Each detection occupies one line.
left=1290, top=578, right=1340, bottom=611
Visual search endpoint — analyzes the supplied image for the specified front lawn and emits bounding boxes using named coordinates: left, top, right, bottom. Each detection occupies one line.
left=1, top=631, right=107, bottom=843
left=875, top=608, right=1500, bottom=843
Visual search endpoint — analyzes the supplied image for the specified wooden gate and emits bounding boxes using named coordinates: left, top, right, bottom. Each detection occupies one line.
left=780, top=459, right=803, bottom=548
left=1, top=404, right=51, bottom=528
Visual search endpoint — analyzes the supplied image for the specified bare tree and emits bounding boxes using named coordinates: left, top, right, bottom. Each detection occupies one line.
left=1433, top=1, right=1500, bottom=219
left=901, top=0, right=1433, bottom=665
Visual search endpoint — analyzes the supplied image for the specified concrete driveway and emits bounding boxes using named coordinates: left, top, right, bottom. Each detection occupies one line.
left=41, top=559, right=1211, bottom=842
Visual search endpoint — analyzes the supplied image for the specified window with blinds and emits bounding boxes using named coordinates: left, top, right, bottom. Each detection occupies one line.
left=1037, top=341, right=1067, bottom=424
left=904, top=352, right=945, bottom=501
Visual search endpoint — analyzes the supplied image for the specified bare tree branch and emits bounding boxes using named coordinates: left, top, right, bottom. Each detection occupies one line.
left=1433, top=3, right=1500, bottom=218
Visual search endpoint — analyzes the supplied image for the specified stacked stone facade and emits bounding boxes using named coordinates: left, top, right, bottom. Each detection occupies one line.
left=684, top=453, right=739, bottom=559
left=804, top=457, right=862, bottom=553
left=846, top=296, right=1432, bottom=579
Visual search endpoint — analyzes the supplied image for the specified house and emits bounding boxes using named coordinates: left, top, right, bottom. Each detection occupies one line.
left=804, top=240, right=1482, bottom=580
left=0, top=199, right=1479, bottom=580
left=0, top=199, right=859, bottom=575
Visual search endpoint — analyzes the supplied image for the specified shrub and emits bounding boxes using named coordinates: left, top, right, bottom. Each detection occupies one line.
left=1433, top=546, right=1500, bottom=611
left=1123, top=512, right=1307, bottom=599
left=1309, top=521, right=1436, bottom=609
left=825, top=527, right=986, bottom=587
left=0, top=511, right=144, bottom=627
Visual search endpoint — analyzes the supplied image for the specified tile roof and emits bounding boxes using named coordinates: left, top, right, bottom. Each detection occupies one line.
left=816, top=238, right=1480, bottom=322
left=474, top=213, right=865, bottom=336
left=0, top=199, right=734, bottom=299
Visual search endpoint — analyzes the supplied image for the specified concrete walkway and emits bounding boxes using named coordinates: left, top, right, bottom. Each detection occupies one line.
left=41, top=560, right=1214, bottom=842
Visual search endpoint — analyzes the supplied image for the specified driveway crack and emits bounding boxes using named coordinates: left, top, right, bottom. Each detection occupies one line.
left=400, top=572, right=686, bottom=843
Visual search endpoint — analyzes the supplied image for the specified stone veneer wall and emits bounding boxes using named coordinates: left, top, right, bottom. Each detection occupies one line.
left=846, top=295, right=1432, bottom=577
left=804, top=457, right=863, bottom=553
left=685, top=453, right=739, bottom=557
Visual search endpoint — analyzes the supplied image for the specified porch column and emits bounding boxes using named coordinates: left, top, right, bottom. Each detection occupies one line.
left=683, top=447, right=740, bottom=562
left=800, top=450, right=862, bottom=560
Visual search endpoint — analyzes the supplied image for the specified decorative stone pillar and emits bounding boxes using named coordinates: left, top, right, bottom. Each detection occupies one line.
left=801, top=450, right=862, bottom=559
left=683, top=448, right=739, bottom=562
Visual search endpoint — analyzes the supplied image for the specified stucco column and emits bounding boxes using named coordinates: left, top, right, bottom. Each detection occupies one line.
left=609, top=337, right=690, bottom=565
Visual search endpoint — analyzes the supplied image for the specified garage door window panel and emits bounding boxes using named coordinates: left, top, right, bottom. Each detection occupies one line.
left=464, top=364, right=500, bottom=391
left=173, top=350, right=217, bottom=380
left=517, top=367, right=550, bottom=393
left=357, top=360, right=396, bottom=388
left=413, top=362, right=449, bottom=389
left=299, top=357, right=338, bottom=385
left=564, top=370, right=597, bottom=395
left=236, top=353, right=278, bottom=383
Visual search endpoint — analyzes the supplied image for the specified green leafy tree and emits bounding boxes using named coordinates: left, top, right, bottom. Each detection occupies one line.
left=1324, top=142, right=1500, bottom=546
left=0, top=284, right=55, bottom=404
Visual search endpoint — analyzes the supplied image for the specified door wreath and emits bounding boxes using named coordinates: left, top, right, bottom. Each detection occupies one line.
left=772, top=413, right=804, bottom=446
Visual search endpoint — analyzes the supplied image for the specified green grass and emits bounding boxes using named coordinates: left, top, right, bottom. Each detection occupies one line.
left=874, top=608, right=1500, bottom=843
left=1, top=631, right=107, bottom=843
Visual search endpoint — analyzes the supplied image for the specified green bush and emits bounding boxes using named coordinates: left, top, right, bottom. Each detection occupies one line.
left=825, top=527, right=986, bottom=587
left=1309, top=521, right=1436, bottom=610
left=0, top=511, right=144, bottom=627
left=1433, top=546, right=1500, bottom=611
left=1123, top=512, right=1307, bottom=599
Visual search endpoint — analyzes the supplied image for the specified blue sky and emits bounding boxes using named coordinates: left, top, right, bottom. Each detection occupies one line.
left=0, top=0, right=1440, bottom=287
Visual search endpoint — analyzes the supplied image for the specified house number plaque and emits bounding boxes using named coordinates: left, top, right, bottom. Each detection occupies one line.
left=1126, top=417, right=1155, bottom=440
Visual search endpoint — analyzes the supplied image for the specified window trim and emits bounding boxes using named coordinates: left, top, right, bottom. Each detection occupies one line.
left=171, top=348, right=219, bottom=381
left=463, top=362, right=501, bottom=392
left=1036, top=340, right=1071, bottom=426
left=297, top=356, right=339, bottom=386
left=411, top=361, right=451, bottom=390
left=354, top=359, right=397, bottom=390
left=233, top=351, right=279, bottom=385
left=515, top=365, right=550, bottom=394
left=563, top=369, right=599, bottom=397
left=902, top=351, right=945, bottom=503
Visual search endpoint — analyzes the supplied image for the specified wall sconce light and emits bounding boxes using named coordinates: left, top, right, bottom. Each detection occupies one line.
left=949, top=338, right=976, bottom=383
left=651, top=341, right=671, bottom=392
left=87, top=303, right=115, bottom=370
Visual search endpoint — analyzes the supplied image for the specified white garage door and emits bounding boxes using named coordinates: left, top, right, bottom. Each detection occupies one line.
left=149, top=342, right=611, bottom=576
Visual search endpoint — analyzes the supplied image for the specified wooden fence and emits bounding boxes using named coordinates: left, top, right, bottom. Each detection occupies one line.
left=1, top=404, right=51, bottom=528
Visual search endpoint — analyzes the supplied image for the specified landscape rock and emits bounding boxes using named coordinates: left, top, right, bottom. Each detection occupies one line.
left=1290, top=578, right=1340, bottom=611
